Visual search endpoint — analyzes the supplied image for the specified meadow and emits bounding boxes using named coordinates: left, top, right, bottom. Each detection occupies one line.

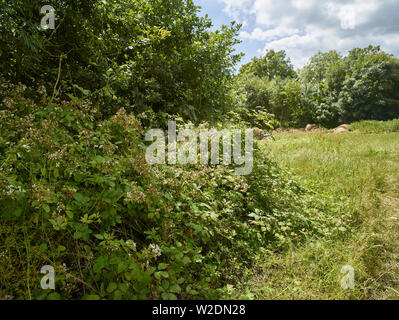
left=235, top=130, right=399, bottom=299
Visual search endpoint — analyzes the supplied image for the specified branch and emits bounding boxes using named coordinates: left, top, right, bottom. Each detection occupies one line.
left=51, top=53, right=63, bottom=102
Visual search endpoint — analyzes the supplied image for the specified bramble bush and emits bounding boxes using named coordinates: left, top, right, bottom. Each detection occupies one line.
left=0, top=80, right=352, bottom=300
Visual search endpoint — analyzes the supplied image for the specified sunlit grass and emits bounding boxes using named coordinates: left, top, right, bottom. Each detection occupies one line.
left=351, top=119, right=399, bottom=134
left=236, top=131, right=399, bottom=300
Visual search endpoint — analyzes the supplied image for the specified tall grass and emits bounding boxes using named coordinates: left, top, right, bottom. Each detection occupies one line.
left=351, top=119, right=399, bottom=133
left=234, top=131, right=399, bottom=300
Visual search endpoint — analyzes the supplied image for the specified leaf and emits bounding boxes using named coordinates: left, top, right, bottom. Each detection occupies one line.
left=47, top=292, right=61, bottom=300
left=118, top=262, right=128, bottom=273
left=118, top=283, right=128, bottom=293
left=113, top=290, right=122, bottom=300
left=107, top=282, right=117, bottom=293
left=125, top=272, right=132, bottom=281
left=42, top=203, right=50, bottom=213
left=73, top=193, right=90, bottom=204
left=73, top=84, right=91, bottom=96
left=158, top=263, right=169, bottom=270
left=162, top=280, right=169, bottom=290
left=155, top=270, right=170, bottom=280
left=169, top=284, right=181, bottom=294
left=162, top=293, right=178, bottom=300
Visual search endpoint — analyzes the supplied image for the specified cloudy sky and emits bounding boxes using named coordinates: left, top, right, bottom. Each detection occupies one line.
left=196, top=0, right=399, bottom=69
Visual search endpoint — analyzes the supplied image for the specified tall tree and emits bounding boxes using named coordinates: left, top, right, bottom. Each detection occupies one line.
left=240, top=50, right=296, bottom=81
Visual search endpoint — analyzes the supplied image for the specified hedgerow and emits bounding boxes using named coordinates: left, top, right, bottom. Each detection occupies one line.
left=0, top=81, right=351, bottom=300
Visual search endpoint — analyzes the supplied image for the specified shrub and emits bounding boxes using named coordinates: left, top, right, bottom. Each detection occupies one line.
left=0, top=0, right=241, bottom=123
left=0, top=81, right=351, bottom=300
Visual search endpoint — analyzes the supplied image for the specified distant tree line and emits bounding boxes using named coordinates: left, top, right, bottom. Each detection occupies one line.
left=236, top=46, right=399, bottom=128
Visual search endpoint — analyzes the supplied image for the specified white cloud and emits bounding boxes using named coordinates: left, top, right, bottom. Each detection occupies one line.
left=326, top=0, right=380, bottom=30
left=217, top=0, right=253, bottom=21
left=217, top=0, right=399, bottom=68
left=292, top=0, right=317, bottom=10
left=240, top=26, right=300, bottom=41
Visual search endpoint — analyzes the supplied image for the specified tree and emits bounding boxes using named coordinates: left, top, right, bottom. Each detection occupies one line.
left=337, top=46, right=399, bottom=123
left=269, top=79, right=311, bottom=127
left=299, top=51, right=345, bottom=127
left=299, top=46, right=399, bottom=127
left=235, top=50, right=304, bottom=127
left=0, top=0, right=242, bottom=122
left=240, top=49, right=296, bottom=81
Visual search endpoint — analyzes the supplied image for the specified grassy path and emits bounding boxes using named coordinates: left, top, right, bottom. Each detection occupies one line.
left=237, top=131, right=399, bottom=300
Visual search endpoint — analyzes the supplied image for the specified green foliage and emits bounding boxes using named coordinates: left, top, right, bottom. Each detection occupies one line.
left=235, top=46, right=399, bottom=128
left=235, top=50, right=311, bottom=128
left=0, top=81, right=348, bottom=300
left=3, top=0, right=395, bottom=302
left=338, top=47, right=399, bottom=124
left=350, top=119, right=399, bottom=133
left=0, top=0, right=242, bottom=122
left=227, top=107, right=280, bottom=131
left=239, top=50, right=296, bottom=81
left=301, top=46, right=399, bottom=127
left=299, top=50, right=346, bottom=127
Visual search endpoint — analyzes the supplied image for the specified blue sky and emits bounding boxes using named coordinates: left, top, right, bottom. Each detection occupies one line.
left=196, top=0, right=258, bottom=68
left=195, top=0, right=399, bottom=70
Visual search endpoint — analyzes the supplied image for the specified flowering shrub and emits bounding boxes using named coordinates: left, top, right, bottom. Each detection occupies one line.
left=0, top=80, right=351, bottom=300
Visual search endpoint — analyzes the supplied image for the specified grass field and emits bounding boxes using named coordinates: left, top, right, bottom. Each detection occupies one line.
left=236, top=131, right=399, bottom=300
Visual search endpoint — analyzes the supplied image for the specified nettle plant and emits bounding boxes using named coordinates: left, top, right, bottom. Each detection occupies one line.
left=0, top=81, right=351, bottom=300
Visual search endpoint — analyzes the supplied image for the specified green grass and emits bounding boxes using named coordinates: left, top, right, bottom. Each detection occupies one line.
left=235, top=131, right=399, bottom=300
left=351, top=119, right=399, bottom=134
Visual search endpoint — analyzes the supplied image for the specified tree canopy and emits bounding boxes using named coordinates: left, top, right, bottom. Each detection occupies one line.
left=0, top=0, right=242, bottom=121
left=236, top=46, right=399, bottom=128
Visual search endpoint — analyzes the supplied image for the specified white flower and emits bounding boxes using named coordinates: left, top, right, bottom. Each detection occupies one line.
left=37, top=85, right=47, bottom=96
left=149, top=244, right=162, bottom=257
left=126, top=240, right=137, bottom=250
left=4, top=185, right=26, bottom=196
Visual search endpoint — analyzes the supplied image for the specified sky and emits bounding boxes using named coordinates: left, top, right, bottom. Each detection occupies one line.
left=195, top=0, right=399, bottom=70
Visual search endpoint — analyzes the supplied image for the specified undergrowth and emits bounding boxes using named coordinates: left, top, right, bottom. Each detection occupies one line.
left=0, top=81, right=350, bottom=300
